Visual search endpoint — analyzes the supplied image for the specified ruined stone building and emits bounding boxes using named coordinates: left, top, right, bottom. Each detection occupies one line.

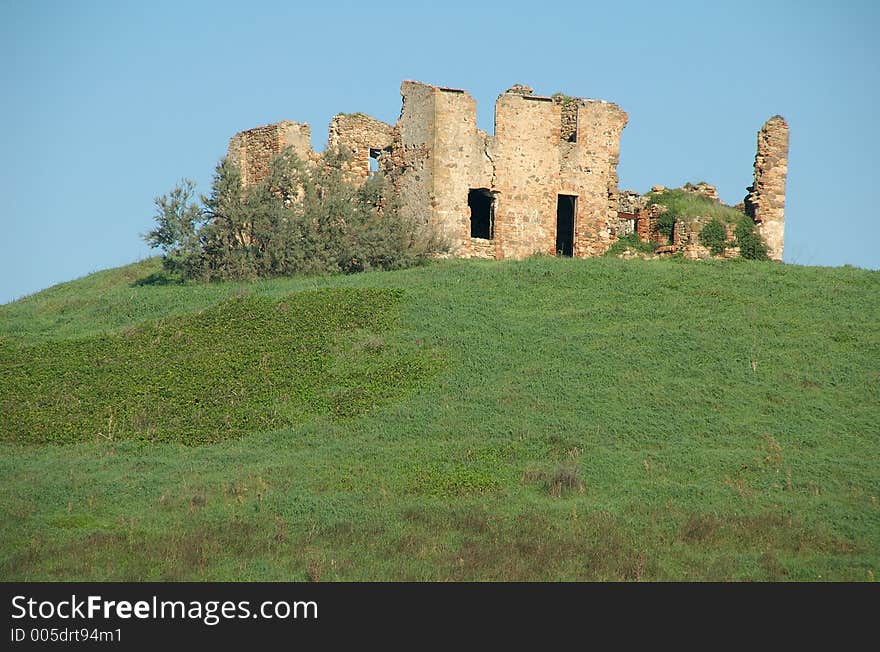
left=227, top=80, right=788, bottom=262
left=744, top=116, right=789, bottom=262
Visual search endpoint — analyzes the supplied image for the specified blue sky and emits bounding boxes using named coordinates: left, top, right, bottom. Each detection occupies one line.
left=1, top=0, right=878, bottom=303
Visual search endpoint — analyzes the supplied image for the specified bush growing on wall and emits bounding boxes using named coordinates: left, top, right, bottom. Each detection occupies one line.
left=698, top=219, right=728, bottom=256
left=734, top=217, right=769, bottom=260
left=145, top=147, right=445, bottom=281
left=656, top=211, right=677, bottom=244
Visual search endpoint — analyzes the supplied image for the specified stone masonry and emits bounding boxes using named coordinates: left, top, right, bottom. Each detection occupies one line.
left=327, top=113, right=395, bottom=183
left=226, top=81, right=786, bottom=262
left=227, top=121, right=314, bottom=187
left=744, top=115, right=789, bottom=262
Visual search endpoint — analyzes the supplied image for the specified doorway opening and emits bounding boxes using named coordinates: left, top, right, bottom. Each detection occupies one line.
left=468, top=189, right=494, bottom=239
left=556, top=195, right=576, bottom=256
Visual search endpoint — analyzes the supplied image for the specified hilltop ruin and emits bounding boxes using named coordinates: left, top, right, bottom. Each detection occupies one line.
left=227, top=80, right=788, bottom=262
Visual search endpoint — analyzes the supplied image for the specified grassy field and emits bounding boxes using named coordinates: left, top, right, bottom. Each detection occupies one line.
left=1, top=256, right=878, bottom=580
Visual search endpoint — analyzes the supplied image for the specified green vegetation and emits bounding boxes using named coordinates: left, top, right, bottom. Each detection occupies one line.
left=604, top=232, right=657, bottom=257
left=646, top=187, right=746, bottom=226
left=699, top=219, right=729, bottom=256
left=735, top=217, right=770, bottom=261
left=1, top=256, right=878, bottom=580
left=551, top=92, right=576, bottom=105
left=647, top=187, right=751, bottom=246
left=0, top=289, right=436, bottom=444
left=146, top=148, right=443, bottom=282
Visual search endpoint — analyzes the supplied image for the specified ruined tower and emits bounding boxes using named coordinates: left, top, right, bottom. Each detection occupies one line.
left=227, top=121, right=313, bottom=187
left=226, top=80, right=628, bottom=261
left=389, top=81, right=628, bottom=259
left=744, top=116, right=789, bottom=262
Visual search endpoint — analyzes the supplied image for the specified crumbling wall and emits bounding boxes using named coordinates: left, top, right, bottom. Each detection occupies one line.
left=393, top=82, right=500, bottom=257
left=432, top=87, right=486, bottom=256
left=618, top=190, right=643, bottom=215
left=227, top=80, right=630, bottom=263
left=228, top=121, right=313, bottom=188
left=561, top=100, right=628, bottom=256
left=224, top=82, right=785, bottom=267
left=744, top=115, right=788, bottom=262
left=682, top=182, right=719, bottom=202
left=392, top=81, right=628, bottom=260
left=636, top=204, right=665, bottom=242
left=673, top=217, right=739, bottom=260
left=557, top=98, right=578, bottom=143
left=493, top=91, right=561, bottom=258
left=391, top=81, right=436, bottom=233
left=327, top=113, right=394, bottom=183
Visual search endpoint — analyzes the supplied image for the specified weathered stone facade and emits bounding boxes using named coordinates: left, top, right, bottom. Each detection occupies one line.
left=227, top=121, right=313, bottom=187
left=672, top=216, right=740, bottom=260
left=227, top=80, right=627, bottom=260
left=744, top=116, right=789, bottom=262
left=226, top=81, right=786, bottom=263
left=327, top=113, right=395, bottom=184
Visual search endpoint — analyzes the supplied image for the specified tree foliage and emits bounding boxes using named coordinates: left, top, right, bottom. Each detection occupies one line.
left=144, top=179, right=206, bottom=278
left=145, top=148, right=445, bottom=281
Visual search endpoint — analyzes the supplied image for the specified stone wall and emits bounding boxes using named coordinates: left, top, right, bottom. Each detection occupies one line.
left=557, top=97, right=578, bottom=143
left=618, top=190, right=643, bottom=215
left=744, top=115, right=788, bottom=262
left=493, top=91, right=561, bottom=258
left=682, top=181, right=719, bottom=202
left=228, top=121, right=313, bottom=187
left=327, top=113, right=394, bottom=183
left=635, top=203, right=665, bottom=244
left=225, top=85, right=789, bottom=265
left=228, top=80, right=629, bottom=261
left=673, top=216, right=739, bottom=260
left=390, top=81, right=436, bottom=233
left=433, top=87, right=486, bottom=256
left=561, top=99, right=629, bottom=257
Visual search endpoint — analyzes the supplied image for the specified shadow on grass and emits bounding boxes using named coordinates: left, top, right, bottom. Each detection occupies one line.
left=131, top=271, right=183, bottom=287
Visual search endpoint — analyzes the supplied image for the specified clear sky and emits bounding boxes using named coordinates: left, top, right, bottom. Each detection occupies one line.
left=2, top=0, right=878, bottom=303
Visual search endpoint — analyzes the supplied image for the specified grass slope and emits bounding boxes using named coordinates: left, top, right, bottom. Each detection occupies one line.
left=1, top=288, right=434, bottom=444
left=1, top=256, right=878, bottom=580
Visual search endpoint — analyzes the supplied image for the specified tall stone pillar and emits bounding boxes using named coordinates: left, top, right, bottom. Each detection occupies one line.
left=744, top=116, right=789, bottom=262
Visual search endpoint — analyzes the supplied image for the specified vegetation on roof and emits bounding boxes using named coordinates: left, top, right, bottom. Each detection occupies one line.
left=646, top=187, right=745, bottom=225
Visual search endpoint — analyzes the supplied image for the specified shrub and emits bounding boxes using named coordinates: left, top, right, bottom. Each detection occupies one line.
left=735, top=217, right=769, bottom=260
left=656, top=211, right=677, bottom=244
left=143, top=179, right=207, bottom=278
left=698, top=219, right=728, bottom=256
left=522, top=461, right=586, bottom=497
left=145, top=148, right=445, bottom=281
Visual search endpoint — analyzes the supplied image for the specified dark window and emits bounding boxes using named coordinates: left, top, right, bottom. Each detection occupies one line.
left=468, top=189, right=494, bottom=239
left=556, top=195, right=576, bottom=256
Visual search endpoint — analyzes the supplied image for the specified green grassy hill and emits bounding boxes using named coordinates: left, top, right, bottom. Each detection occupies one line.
left=1, top=256, right=878, bottom=580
